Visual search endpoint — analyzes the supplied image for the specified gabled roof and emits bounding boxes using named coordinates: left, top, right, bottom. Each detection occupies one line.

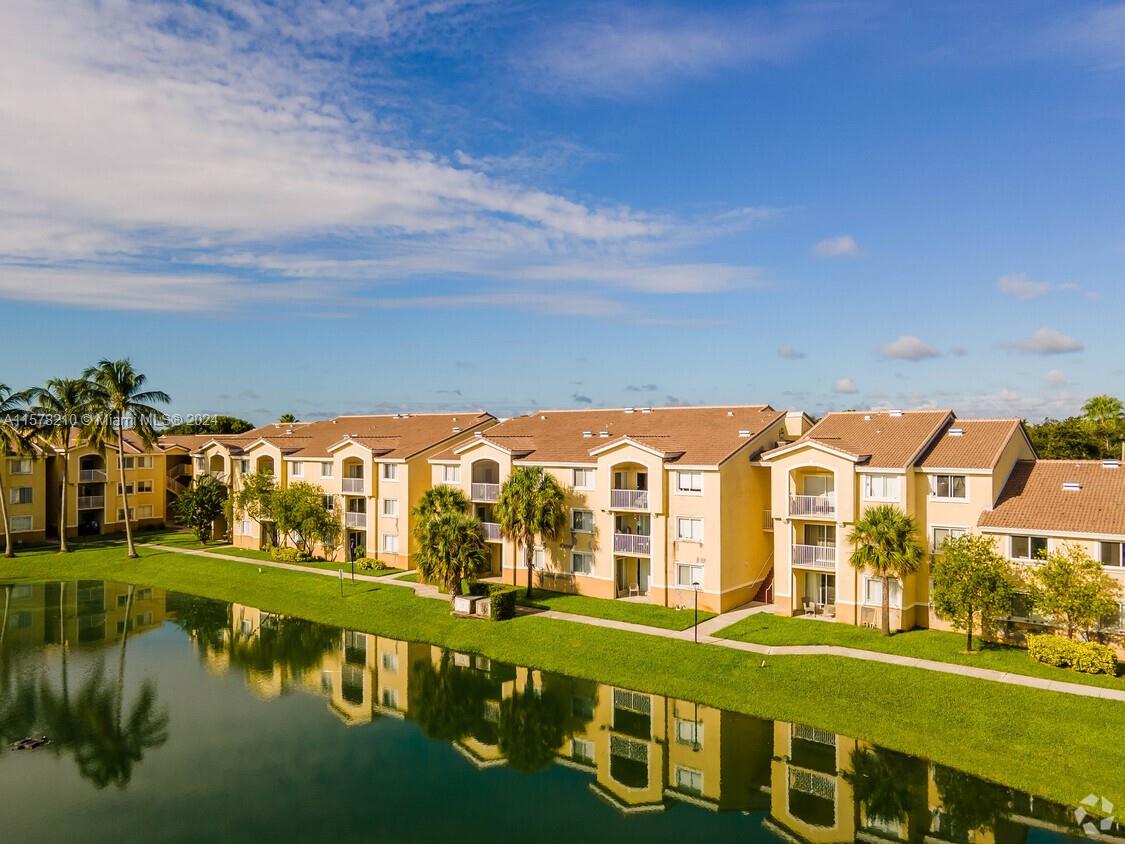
left=979, top=460, right=1125, bottom=537
left=918, top=418, right=1029, bottom=470
left=763, top=410, right=953, bottom=469
left=432, top=405, right=785, bottom=466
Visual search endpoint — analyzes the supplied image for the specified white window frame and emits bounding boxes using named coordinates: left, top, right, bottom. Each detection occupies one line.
left=9, top=486, right=33, bottom=505
left=676, top=517, right=704, bottom=542
left=381, top=533, right=399, bottom=554
left=441, top=464, right=461, bottom=484
left=931, top=526, right=968, bottom=551
left=290, top=461, right=304, bottom=477
left=8, top=458, right=32, bottom=475
left=382, top=498, right=399, bottom=517
left=239, top=520, right=252, bottom=535
left=571, top=551, right=594, bottom=575
left=240, top=459, right=251, bottom=474
left=863, top=474, right=901, bottom=502
left=136, top=479, right=153, bottom=494
left=675, top=471, right=703, bottom=495
left=571, top=509, right=593, bottom=533
left=136, top=505, right=154, bottom=519
left=532, top=545, right=546, bottom=570
left=863, top=576, right=903, bottom=609
left=322, top=495, right=335, bottom=512
left=572, top=468, right=595, bottom=490
left=1099, top=541, right=1124, bottom=568
left=1010, top=534, right=1048, bottom=562
left=929, top=473, right=967, bottom=500
left=674, top=765, right=704, bottom=793
left=9, top=515, right=33, bottom=532
left=674, top=717, right=705, bottom=748
left=675, top=562, right=705, bottom=588
left=381, top=463, right=399, bottom=481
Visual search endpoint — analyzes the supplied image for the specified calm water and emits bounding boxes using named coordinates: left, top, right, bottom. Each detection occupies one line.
left=0, top=580, right=1115, bottom=843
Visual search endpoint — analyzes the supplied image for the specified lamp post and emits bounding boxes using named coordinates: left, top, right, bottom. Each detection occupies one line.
left=692, top=581, right=701, bottom=643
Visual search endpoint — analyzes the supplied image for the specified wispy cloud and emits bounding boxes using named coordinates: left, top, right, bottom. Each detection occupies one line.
left=778, top=344, right=806, bottom=359
left=572, top=392, right=593, bottom=404
left=1050, top=2, right=1125, bottom=68
left=880, top=334, right=941, bottom=362
left=625, top=384, right=659, bottom=392
left=832, top=377, right=858, bottom=394
left=812, top=234, right=860, bottom=258
left=1011, top=326, right=1085, bottom=355
left=997, top=273, right=1050, bottom=300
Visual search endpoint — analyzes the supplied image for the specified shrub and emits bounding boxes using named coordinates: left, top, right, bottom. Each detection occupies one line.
left=270, top=546, right=309, bottom=563
left=468, top=582, right=518, bottom=621
left=1027, top=633, right=1118, bottom=675
left=356, top=557, right=386, bottom=571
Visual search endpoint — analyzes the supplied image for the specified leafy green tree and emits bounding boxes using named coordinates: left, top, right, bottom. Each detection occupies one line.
left=0, top=384, right=33, bottom=558
left=233, top=470, right=277, bottom=539
left=269, top=482, right=340, bottom=558
left=848, top=505, right=926, bottom=636
left=1025, top=543, right=1122, bottom=639
left=408, top=651, right=495, bottom=742
left=26, top=378, right=92, bottom=552
left=414, top=510, right=489, bottom=602
left=1025, top=416, right=1102, bottom=459
left=278, top=413, right=297, bottom=423
left=932, top=534, right=1015, bottom=651
left=173, top=473, right=229, bottom=543
left=497, top=672, right=593, bottom=773
left=495, top=466, right=567, bottom=597
left=844, top=746, right=929, bottom=838
left=163, top=415, right=253, bottom=435
left=1082, top=394, right=1124, bottom=456
left=82, top=360, right=170, bottom=558
left=932, top=764, right=1012, bottom=842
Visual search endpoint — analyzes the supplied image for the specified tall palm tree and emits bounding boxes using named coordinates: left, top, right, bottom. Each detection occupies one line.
left=844, top=746, right=929, bottom=838
left=82, top=360, right=169, bottom=558
left=27, top=378, right=92, bottom=552
left=848, top=504, right=925, bottom=636
left=0, top=384, right=33, bottom=558
left=495, top=466, right=567, bottom=598
left=414, top=510, right=489, bottom=603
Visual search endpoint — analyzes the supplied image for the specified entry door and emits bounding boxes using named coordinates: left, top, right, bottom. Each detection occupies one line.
left=635, top=472, right=647, bottom=491
left=615, top=557, right=626, bottom=591
left=637, top=560, right=649, bottom=593
left=803, top=524, right=836, bottom=547
left=803, top=474, right=833, bottom=497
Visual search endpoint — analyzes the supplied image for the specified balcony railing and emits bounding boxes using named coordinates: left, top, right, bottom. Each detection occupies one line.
left=78, top=469, right=106, bottom=483
left=481, top=522, right=501, bottom=542
left=471, top=482, right=499, bottom=502
left=342, top=477, right=365, bottom=494
left=792, top=544, right=836, bottom=569
left=613, top=533, right=651, bottom=556
left=78, top=495, right=105, bottom=509
left=344, top=512, right=366, bottom=529
left=610, top=489, right=648, bottom=510
left=789, top=493, right=836, bottom=518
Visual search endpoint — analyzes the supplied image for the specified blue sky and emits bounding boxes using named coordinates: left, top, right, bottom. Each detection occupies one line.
left=1, top=0, right=1122, bottom=424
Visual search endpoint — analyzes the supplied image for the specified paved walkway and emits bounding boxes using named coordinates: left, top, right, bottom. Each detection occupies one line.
left=142, top=542, right=1125, bottom=703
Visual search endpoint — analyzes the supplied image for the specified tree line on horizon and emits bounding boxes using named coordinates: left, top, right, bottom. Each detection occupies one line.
left=1024, top=394, right=1125, bottom=460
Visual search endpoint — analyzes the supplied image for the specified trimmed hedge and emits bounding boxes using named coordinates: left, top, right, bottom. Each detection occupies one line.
left=1027, top=634, right=1118, bottom=676
left=270, top=547, right=309, bottom=563
left=468, top=582, right=519, bottom=621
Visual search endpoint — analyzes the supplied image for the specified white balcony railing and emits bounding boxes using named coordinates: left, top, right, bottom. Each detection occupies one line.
left=78, top=495, right=105, bottom=509
left=78, top=469, right=106, bottom=482
left=344, top=512, right=366, bottom=529
left=482, top=522, right=501, bottom=542
left=792, top=544, right=836, bottom=569
left=613, top=533, right=651, bottom=556
left=610, top=488, right=648, bottom=510
left=789, top=493, right=836, bottom=518
left=342, top=477, right=365, bottom=494
left=471, top=482, right=499, bottom=502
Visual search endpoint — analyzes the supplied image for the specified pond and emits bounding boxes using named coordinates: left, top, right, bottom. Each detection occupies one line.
left=0, top=579, right=1116, bottom=842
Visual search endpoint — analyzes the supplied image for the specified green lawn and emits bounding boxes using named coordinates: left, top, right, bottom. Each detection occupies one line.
left=2, top=542, right=1124, bottom=809
left=717, top=612, right=1125, bottom=690
left=519, top=588, right=715, bottom=631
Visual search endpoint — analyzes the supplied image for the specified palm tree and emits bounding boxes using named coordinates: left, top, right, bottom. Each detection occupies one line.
left=1082, top=394, right=1124, bottom=456
left=414, top=510, right=489, bottom=603
left=26, top=378, right=91, bottom=552
left=848, top=504, right=925, bottom=636
left=0, top=384, right=33, bottom=558
left=495, top=466, right=567, bottom=597
left=413, top=484, right=471, bottom=523
left=844, top=746, right=929, bottom=837
left=82, top=360, right=169, bottom=558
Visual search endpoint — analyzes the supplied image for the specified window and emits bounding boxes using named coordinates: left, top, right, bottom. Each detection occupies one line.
left=8, top=458, right=32, bottom=475
left=1011, top=535, right=1048, bottom=561
left=571, top=509, right=593, bottom=533
left=1102, top=602, right=1125, bottom=631
left=124, top=456, right=153, bottom=470
left=239, top=520, right=252, bottom=535
left=676, top=562, right=704, bottom=588
left=572, top=738, right=595, bottom=764
left=322, top=495, right=335, bottom=512
left=318, top=461, right=333, bottom=478
left=1100, top=542, right=1124, bottom=568
left=237, top=459, right=249, bottom=474
left=136, top=480, right=153, bottom=494
left=9, top=515, right=33, bottom=532
left=676, top=517, right=704, bottom=542
left=675, top=718, right=704, bottom=748
left=9, top=487, right=32, bottom=505
left=863, top=474, right=901, bottom=501
left=571, top=551, right=594, bottom=575
left=381, top=534, right=399, bottom=554
left=290, top=461, right=304, bottom=477
left=380, top=688, right=400, bottom=709
left=932, top=526, right=968, bottom=551
left=382, top=498, right=399, bottom=517
left=381, top=652, right=399, bottom=672
left=533, top=546, right=546, bottom=569
left=136, top=588, right=152, bottom=601
left=675, top=471, right=703, bottom=494
left=863, top=577, right=903, bottom=609
left=137, top=505, right=153, bottom=519
left=930, top=474, right=967, bottom=499
left=674, top=766, right=704, bottom=794
left=573, top=468, right=594, bottom=489
left=381, top=464, right=399, bottom=481
left=195, top=457, right=207, bottom=471
left=442, top=464, right=461, bottom=484
left=117, top=508, right=134, bottom=521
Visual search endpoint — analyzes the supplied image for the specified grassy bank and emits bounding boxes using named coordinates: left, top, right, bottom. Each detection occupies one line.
left=519, top=587, right=715, bottom=631
left=718, top=613, right=1125, bottom=690
left=2, top=542, right=1123, bottom=808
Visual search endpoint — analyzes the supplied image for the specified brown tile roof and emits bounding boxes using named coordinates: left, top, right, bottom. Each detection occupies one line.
left=229, top=413, right=495, bottom=459
left=919, top=419, right=1027, bottom=470
left=157, top=434, right=216, bottom=452
left=433, top=405, right=785, bottom=466
left=771, top=410, right=953, bottom=469
left=979, top=460, right=1125, bottom=537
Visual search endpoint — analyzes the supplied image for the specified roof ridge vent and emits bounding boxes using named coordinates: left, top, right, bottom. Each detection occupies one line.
left=738, top=429, right=752, bottom=437
left=640, top=407, right=652, bottom=413
left=863, top=414, right=872, bottom=421
left=452, top=427, right=461, bottom=434
left=948, top=427, right=964, bottom=437
left=727, top=410, right=734, bottom=417
left=889, top=409, right=903, bottom=417
left=1103, top=459, right=1121, bottom=469
left=1062, top=481, right=1082, bottom=492
left=599, top=430, right=609, bottom=438
left=582, top=431, right=593, bottom=438
left=624, top=408, right=635, bottom=414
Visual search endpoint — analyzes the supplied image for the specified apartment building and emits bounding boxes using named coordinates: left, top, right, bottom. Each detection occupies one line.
left=195, top=412, right=496, bottom=566
left=429, top=405, right=811, bottom=613
left=2, top=446, right=48, bottom=546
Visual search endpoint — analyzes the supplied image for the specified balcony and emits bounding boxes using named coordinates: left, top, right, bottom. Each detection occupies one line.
left=342, top=477, right=365, bottom=494
left=792, top=544, right=836, bottom=570
left=611, top=489, right=648, bottom=510
left=613, top=533, right=651, bottom=556
left=78, top=495, right=105, bottom=510
left=481, top=522, right=501, bottom=542
left=344, top=512, right=366, bottom=529
left=78, top=469, right=106, bottom=483
left=471, top=482, right=499, bottom=502
left=789, top=494, right=836, bottom=518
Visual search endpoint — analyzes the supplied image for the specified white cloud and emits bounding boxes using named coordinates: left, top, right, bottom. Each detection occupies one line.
left=832, top=377, right=858, bottom=394
left=1045, top=368, right=1067, bottom=388
left=997, top=273, right=1050, bottom=300
left=880, top=335, right=941, bottom=362
left=812, top=235, right=860, bottom=258
left=778, top=344, right=806, bottom=359
left=1012, top=327, right=1085, bottom=355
